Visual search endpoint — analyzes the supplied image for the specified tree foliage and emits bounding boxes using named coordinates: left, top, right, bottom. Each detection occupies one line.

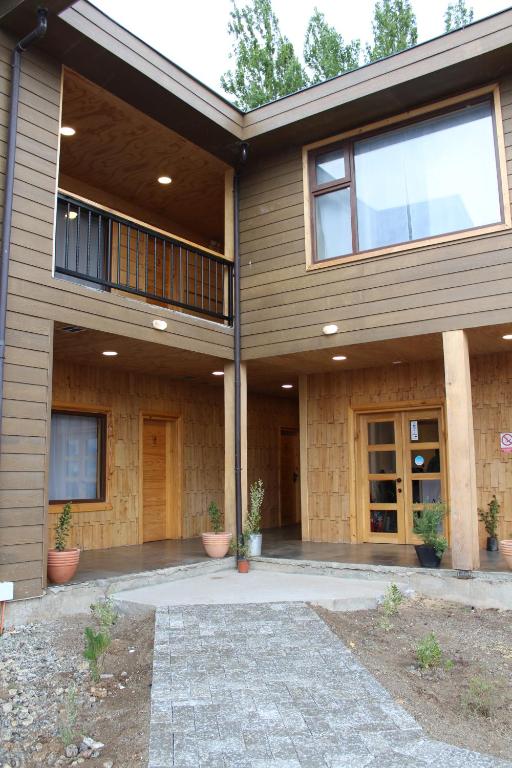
left=221, top=0, right=306, bottom=110
left=304, top=8, right=360, bottom=85
left=444, top=0, right=474, bottom=31
left=366, top=0, right=418, bottom=63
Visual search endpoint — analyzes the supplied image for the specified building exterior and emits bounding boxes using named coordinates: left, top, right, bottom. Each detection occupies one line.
left=1, top=0, right=512, bottom=600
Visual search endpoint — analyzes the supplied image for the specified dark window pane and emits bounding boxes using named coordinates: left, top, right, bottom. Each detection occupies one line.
left=370, top=510, right=398, bottom=533
left=316, top=149, right=346, bottom=185
left=355, top=101, right=501, bottom=252
left=412, top=479, right=441, bottom=504
left=370, top=480, right=397, bottom=503
left=368, top=421, right=395, bottom=445
left=411, top=449, right=440, bottom=473
left=315, top=189, right=352, bottom=261
left=50, top=413, right=103, bottom=501
left=368, top=450, right=396, bottom=474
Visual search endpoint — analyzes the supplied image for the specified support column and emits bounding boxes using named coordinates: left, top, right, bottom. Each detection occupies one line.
left=299, top=375, right=310, bottom=541
left=442, top=330, right=480, bottom=572
left=224, top=361, right=247, bottom=535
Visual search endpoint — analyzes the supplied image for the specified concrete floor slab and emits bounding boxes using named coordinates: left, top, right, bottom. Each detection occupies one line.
left=112, top=569, right=400, bottom=609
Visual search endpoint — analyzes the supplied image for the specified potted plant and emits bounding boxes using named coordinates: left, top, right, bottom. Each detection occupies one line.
left=246, top=479, right=264, bottom=557
left=479, top=495, right=500, bottom=551
left=230, top=532, right=250, bottom=573
left=413, top=501, right=448, bottom=568
left=201, top=500, right=232, bottom=558
left=47, top=502, right=80, bottom=584
left=500, top=536, right=512, bottom=569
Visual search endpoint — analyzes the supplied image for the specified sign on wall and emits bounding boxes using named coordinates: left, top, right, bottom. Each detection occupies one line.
left=500, top=433, right=512, bottom=453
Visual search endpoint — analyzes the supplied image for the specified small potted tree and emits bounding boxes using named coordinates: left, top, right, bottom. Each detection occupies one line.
left=479, top=495, right=500, bottom=551
left=230, top=532, right=250, bottom=573
left=47, top=502, right=80, bottom=584
left=201, top=500, right=232, bottom=558
left=247, top=479, right=264, bottom=557
left=413, top=501, right=448, bottom=568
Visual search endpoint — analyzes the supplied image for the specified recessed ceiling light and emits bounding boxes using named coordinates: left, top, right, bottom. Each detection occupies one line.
left=60, top=126, right=76, bottom=136
left=282, top=384, right=293, bottom=389
left=152, top=319, right=168, bottom=331
left=322, top=324, right=338, bottom=335
left=158, top=176, right=172, bottom=185
left=332, top=355, right=347, bottom=361
left=64, top=211, right=78, bottom=220
left=102, top=351, right=118, bottom=357
left=212, top=371, right=224, bottom=376
left=502, top=334, right=512, bottom=340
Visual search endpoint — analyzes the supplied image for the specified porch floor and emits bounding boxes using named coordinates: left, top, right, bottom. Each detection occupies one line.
left=71, top=525, right=509, bottom=584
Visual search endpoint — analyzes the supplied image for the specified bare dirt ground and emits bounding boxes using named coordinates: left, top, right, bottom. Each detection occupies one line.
left=0, top=606, right=154, bottom=768
left=316, top=597, right=512, bottom=761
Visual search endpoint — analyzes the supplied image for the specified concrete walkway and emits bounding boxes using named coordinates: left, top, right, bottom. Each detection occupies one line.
left=148, top=602, right=510, bottom=768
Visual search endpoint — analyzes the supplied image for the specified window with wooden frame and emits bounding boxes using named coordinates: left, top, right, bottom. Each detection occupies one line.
left=305, top=87, right=510, bottom=267
left=49, top=410, right=107, bottom=503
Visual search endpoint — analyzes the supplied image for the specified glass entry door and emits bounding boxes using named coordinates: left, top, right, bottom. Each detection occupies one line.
left=359, top=409, right=446, bottom=544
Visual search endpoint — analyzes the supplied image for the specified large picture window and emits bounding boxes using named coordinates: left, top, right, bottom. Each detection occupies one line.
left=308, top=95, right=505, bottom=264
left=49, top=411, right=106, bottom=503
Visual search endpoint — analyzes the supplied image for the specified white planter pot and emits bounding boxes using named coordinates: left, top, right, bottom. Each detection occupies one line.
left=248, top=533, right=262, bottom=557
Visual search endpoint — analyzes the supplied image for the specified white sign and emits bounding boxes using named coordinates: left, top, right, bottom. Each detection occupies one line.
left=410, top=420, right=419, bottom=442
left=500, top=433, right=512, bottom=453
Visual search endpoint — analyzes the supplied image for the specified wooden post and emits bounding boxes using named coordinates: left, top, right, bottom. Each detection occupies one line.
left=224, top=361, right=247, bottom=534
left=442, top=330, right=480, bottom=571
left=299, top=375, right=310, bottom=541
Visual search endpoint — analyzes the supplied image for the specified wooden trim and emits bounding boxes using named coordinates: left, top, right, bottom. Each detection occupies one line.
left=58, top=188, right=231, bottom=263
left=347, top=405, right=358, bottom=543
left=351, top=399, right=444, bottom=414
left=42, top=319, right=54, bottom=589
left=49, top=501, right=114, bottom=513
left=299, top=374, right=309, bottom=540
left=303, top=84, right=511, bottom=271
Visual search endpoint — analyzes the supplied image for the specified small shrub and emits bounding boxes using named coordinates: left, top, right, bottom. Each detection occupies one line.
left=83, top=627, right=111, bottom=682
left=378, top=583, right=404, bottom=631
left=90, top=597, right=118, bottom=632
left=478, top=496, right=500, bottom=539
left=247, top=479, right=264, bottom=535
left=462, top=676, right=495, bottom=717
left=230, top=530, right=250, bottom=559
left=416, top=632, right=443, bottom=670
left=208, top=500, right=223, bottom=533
left=58, top=684, right=78, bottom=747
left=55, top=502, right=73, bottom=552
left=413, top=502, right=448, bottom=557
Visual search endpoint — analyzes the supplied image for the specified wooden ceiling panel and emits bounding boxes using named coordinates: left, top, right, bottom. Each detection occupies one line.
left=59, top=69, right=227, bottom=243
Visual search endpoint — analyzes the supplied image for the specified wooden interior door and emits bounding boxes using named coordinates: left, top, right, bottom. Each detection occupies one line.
left=280, top=428, right=300, bottom=526
left=142, top=417, right=180, bottom=542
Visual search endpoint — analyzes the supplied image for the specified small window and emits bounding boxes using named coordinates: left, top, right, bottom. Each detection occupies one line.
left=308, top=95, right=504, bottom=264
left=49, top=411, right=106, bottom=503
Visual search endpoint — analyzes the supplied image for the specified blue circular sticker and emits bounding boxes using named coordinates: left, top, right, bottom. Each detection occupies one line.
left=414, top=455, right=425, bottom=467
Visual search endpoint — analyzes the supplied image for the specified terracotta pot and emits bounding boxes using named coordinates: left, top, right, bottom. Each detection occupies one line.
left=201, top=532, right=232, bottom=558
left=499, top=540, right=512, bottom=569
left=47, top=548, right=80, bottom=584
left=237, top=558, right=250, bottom=573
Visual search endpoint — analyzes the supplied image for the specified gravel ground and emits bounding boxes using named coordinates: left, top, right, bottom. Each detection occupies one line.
left=0, top=606, right=154, bottom=768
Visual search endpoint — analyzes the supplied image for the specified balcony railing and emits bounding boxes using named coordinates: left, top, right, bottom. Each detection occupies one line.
left=54, top=192, right=233, bottom=324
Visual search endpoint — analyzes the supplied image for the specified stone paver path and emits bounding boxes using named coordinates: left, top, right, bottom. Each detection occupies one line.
left=148, top=602, right=510, bottom=768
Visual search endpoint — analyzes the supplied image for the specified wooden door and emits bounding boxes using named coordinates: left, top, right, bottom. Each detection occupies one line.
left=142, top=417, right=180, bottom=542
left=358, top=408, right=447, bottom=544
left=280, top=428, right=300, bottom=526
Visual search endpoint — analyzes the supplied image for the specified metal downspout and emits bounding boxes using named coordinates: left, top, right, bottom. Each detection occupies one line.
left=234, top=143, right=248, bottom=555
left=0, top=8, right=48, bottom=433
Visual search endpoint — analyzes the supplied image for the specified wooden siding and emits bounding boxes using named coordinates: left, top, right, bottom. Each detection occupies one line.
left=240, top=76, right=512, bottom=360
left=305, top=352, right=512, bottom=545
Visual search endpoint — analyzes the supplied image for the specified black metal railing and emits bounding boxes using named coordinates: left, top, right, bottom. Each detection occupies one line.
left=54, top=193, right=233, bottom=324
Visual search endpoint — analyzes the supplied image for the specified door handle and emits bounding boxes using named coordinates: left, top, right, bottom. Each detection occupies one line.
left=396, top=478, right=402, bottom=483
left=397, top=488, right=402, bottom=494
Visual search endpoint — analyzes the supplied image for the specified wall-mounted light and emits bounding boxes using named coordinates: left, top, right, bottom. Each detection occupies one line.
left=152, top=319, right=168, bottom=331
left=322, top=324, right=338, bottom=335
left=332, top=355, right=347, bottom=361
left=60, top=126, right=76, bottom=136
left=157, top=176, right=172, bottom=185
left=102, top=351, right=118, bottom=357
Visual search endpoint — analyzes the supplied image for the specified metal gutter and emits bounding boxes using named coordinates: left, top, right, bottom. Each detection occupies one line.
left=0, top=7, right=48, bottom=438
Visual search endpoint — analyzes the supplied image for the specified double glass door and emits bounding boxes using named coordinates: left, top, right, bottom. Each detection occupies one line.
left=359, top=409, right=446, bottom=544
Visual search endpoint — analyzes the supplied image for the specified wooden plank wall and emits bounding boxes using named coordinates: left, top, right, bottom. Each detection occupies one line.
left=306, top=353, right=512, bottom=544
left=0, top=33, right=59, bottom=599
left=240, top=77, right=512, bottom=360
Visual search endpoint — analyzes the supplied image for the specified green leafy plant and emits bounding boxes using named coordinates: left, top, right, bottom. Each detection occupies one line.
left=83, top=627, right=111, bottom=682
left=379, top=583, right=404, bottom=631
left=415, top=632, right=444, bottom=670
left=445, top=0, right=474, bottom=32
left=58, top=684, right=78, bottom=747
left=208, top=500, right=223, bottom=533
left=247, top=479, right=264, bottom=535
left=413, top=502, right=448, bottom=557
left=230, top=531, right=250, bottom=559
left=461, top=676, right=495, bottom=717
left=54, top=502, right=73, bottom=552
left=90, top=598, right=118, bottom=632
left=478, top=496, right=500, bottom=539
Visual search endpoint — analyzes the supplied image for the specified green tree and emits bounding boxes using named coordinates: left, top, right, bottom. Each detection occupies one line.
left=304, top=8, right=361, bottom=85
left=221, top=0, right=307, bottom=110
left=445, top=0, right=474, bottom=31
left=366, top=0, right=418, bottom=63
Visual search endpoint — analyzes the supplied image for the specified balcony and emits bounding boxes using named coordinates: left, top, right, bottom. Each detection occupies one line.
left=54, top=192, right=233, bottom=325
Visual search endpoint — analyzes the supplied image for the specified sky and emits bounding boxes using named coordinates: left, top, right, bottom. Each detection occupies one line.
left=89, top=0, right=511, bottom=99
